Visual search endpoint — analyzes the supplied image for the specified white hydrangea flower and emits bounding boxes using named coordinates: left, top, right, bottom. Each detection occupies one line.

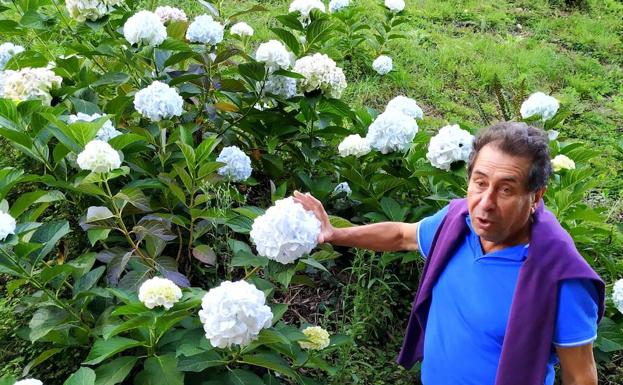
left=123, top=10, right=167, bottom=47
left=520, top=92, right=560, bottom=121
left=133, top=81, right=184, bottom=121
left=289, top=0, right=325, bottom=25
left=338, top=134, right=371, bottom=157
left=333, top=182, right=351, bottom=196
left=186, top=14, right=224, bottom=46
left=154, top=6, right=188, bottom=23
left=138, top=276, right=183, bottom=310
left=1, top=67, right=61, bottom=105
left=613, top=279, right=623, bottom=314
left=250, top=197, right=321, bottom=264
left=293, top=53, right=347, bottom=98
left=386, top=95, right=423, bottom=119
left=0, top=42, right=24, bottom=70
left=385, top=0, right=405, bottom=12
left=329, top=0, right=350, bottom=12
left=299, top=326, right=331, bottom=350
left=263, top=74, right=297, bottom=99
left=68, top=112, right=121, bottom=142
left=372, top=55, right=393, bottom=75
left=230, top=22, right=254, bottom=37
left=551, top=154, right=575, bottom=172
left=366, top=111, right=418, bottom=154
left=14, top=379, right=43, bottom=385
left=255, top=40, right=292, bottom=72
left=216, top=146, right=252, bottom=182
left=547, top=130, right=559, bottom=141
left=65, top=0, right=122, bottom=22
left=198, top=280, right=273, bottom=348
left=0, top=211, right=17, bottom=241
left=426, top=124, right=474, bottom=170
left=77, top=140, right=122, bottom=173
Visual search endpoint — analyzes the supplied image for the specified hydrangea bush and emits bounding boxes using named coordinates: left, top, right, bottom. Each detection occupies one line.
left=0, top=0, right=621, bottom=384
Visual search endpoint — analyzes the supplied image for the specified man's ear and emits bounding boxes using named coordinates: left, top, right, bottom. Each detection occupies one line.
left=534, top=187, right=547, bottom=205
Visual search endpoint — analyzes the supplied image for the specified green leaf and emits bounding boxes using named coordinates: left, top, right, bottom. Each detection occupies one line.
left=270, top=28, right=300, bottom=56
left=28, top=307, right=68, bottom=341
left=103, top=315, right=152, bottom=340
left=21, top=348, right=63, bottom=377
left=64, top=367, right=96, bottom=385
left=9, top=190, right=64, bottom=219
left=94, top=356, right=138, bottom=385
left=176, top=350, right=224, bottom=372
left=29, top=220, right=71, bottom=261
left=300, top=258, right=329, bottom=273
left=135, top=354, right=184, bottom=385
left=110, top=303, right=148, bottom=316
left=379, top=197, right=408, bottom=222
left=108, top=133, right=146, bottom=150
left=92, top=72, right=130, bottom=87
left=73, top=266, right=105, bottom=297
left=240, top=353, right=298, bottom=379
left=83, top=337, right=143, bottom=365
left=160, top=38, right=190, bottom=51
left=192, top=244, right=216, bottom=265
left=88, top=228, right=111, bottom=246
left=231, top=251, right=269, bottom=268
left=328, top=215, right=353, bottom=228
left=228, top=369, right=265, bottom=385
left=238, top=62, right=267, bottom=82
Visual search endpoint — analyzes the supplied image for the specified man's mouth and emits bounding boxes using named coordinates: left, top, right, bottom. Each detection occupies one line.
left=475, top=217, right=493, bottom=229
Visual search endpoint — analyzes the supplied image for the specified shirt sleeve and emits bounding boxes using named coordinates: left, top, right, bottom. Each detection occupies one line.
left=553, top=279, right=599, bottom=347
left=417, top=205, right=449, bottom=259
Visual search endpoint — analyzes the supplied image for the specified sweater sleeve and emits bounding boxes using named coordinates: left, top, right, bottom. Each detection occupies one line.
left=553, top=278, right=599, bottom=347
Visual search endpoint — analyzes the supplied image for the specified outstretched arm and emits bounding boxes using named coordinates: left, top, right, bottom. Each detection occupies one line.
left=293, top=191, right=419, bottom=252
left=557, top=344, right=598, bottom=385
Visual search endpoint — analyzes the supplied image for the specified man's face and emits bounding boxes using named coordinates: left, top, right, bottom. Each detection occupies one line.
left=467, top=143, right=543, bottom=247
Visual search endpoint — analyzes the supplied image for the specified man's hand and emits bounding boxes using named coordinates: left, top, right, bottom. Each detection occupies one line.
left=557, top=343, right=598, bottom=385
left=292, top=191, right=419, bottom=252
left=293, top=191, right=336, bottom=243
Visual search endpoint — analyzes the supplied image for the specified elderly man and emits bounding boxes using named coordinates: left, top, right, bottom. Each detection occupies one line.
left=293, top=122, right=605, bottom=385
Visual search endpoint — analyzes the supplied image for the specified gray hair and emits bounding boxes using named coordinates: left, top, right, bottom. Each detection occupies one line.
left=467, top=122, right=553, bottom=192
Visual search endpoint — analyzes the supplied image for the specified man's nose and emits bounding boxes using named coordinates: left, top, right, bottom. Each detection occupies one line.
left=479, top=188, right=496, bottom=211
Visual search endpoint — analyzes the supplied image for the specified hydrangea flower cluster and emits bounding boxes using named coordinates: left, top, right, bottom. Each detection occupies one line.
left=138, top=277, right=183, bottom=310
left=198, top=280, right=273, bottom=348
left=366, top=111, right=418, bottom=153
left=0, top=67, right=62, bottom=105
left=216, top=146, right=252, bottom=182
left=386, top=95, right=423, bottom=119
left=230, top=22, right=254, bottom=37
left=186, top=14, right=224, bottom=46
left=123, top=11, right=167, bottom=47
left=68, top=112, right=121, bottom=142
left=293, top=53, right=347, bottom=98
left=551, top=154, right=575, bottom=172
left=426, top=124, right=474, bottom=170
left=333, top=182, right=352, bottom=196
left=0, top=211, right=16, bottom=241
left=255, top=40, right=292, bottom=73
left=133, top=81, right=184, bottom=121
left=14, top=380, right=43, bottom=385
left=520, top=92, right=560, bottom=121
left=385, top=0, right=405, bottom=12
left=299, top=326, right=331, bottom=350
left=154, top=6, right=188, bottom=24
left=613, top=279, right=623, bottom=314
left=0, top=42, right=24, bottom=70
left=329, top=0, right=350, bottom=12
left=338, top=134, right=371, bottom=157
left=77, top=140, right=122, bottom=173
left=263, top=74, right=297, bottom=99
left=372, top=55, right=393, bottom=75
left=65, top=0, right=122, bottom=22
left=289, top=0, right=325, bottom=25
left=250, top=197, right=321, bottom=264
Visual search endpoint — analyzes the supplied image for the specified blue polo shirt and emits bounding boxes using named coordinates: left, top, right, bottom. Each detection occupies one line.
left=417, top=206, right=599, bottom=385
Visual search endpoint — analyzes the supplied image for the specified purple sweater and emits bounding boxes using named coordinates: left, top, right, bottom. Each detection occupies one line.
left=396, top=199, right=605, bottom=385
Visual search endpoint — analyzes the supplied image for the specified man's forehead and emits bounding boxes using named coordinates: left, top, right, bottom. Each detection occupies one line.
left=471, top=145, right=531, bottom=183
